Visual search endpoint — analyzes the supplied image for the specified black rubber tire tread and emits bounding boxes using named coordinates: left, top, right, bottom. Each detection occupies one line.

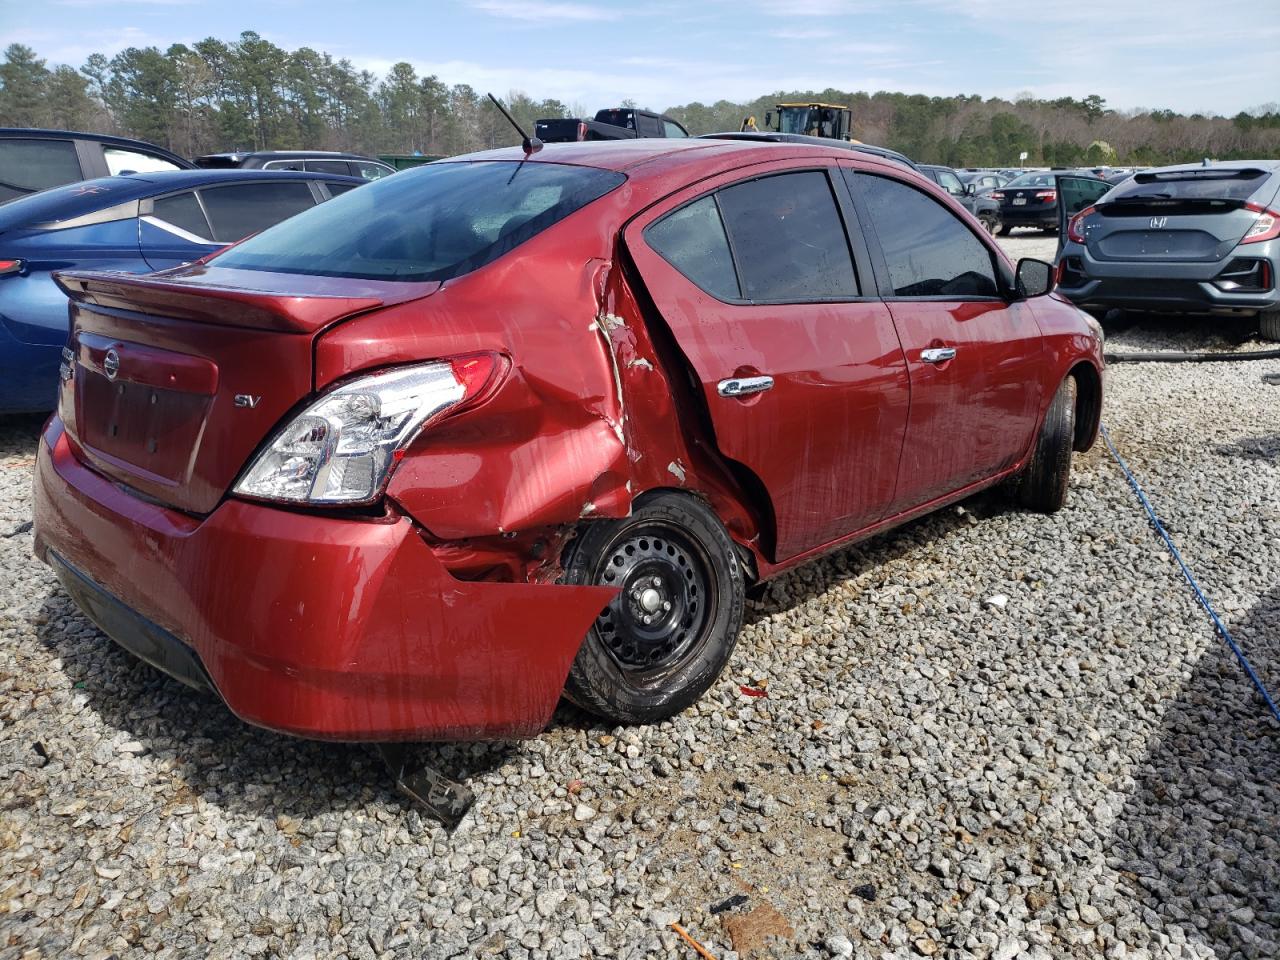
left=1260, top=309, right=1280, bottom=343
left=562, top=492, right=746, bottom=725
left=1016, top=375, right=1077, bottom=514
left=998, top=223, right=1012, bottom=236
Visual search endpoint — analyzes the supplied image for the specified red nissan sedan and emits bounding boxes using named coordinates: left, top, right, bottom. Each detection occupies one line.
left=34, top=139, right=1103, bottom=743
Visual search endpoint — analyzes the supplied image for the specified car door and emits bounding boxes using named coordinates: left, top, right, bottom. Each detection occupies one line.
left=624, top=162, right=911, bottom=561
left=846, top=168, right=1045, bottom=511
left=1055, top=175, right=1114, bottom=258
left=138, top=189, right=223, bottom=270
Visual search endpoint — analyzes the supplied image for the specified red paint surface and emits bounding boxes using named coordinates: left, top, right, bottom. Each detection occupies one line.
left=35, top=139, right=1104, bottom=741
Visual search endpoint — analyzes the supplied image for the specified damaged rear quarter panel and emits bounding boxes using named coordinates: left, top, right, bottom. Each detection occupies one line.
left=316, top=186, right=714, bottom=544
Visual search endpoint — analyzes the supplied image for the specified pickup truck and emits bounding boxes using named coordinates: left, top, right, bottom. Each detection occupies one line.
left=535, top=108, right=690, bottom=143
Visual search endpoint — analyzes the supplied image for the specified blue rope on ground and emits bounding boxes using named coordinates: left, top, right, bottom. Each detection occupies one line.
left=1100, top=423, right=1280, bottom=725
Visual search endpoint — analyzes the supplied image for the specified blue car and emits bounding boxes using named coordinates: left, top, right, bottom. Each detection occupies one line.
left=0, top=168, right=364, bottom=414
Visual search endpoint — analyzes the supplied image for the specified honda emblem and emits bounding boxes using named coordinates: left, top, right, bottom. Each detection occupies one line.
left=1149, top=216, right=1168, bottom=229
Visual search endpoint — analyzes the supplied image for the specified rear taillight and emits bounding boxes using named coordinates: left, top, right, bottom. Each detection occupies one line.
left=234, top=353, right=503, bottom=505
left=1240, top=202, right=1280, bottom=245
left=1035, top=190, right=1057, bottom=202
left=989, top=191, right=1005, bottom=200
left=0, top=259, right=24, bottom=276
left=1067, top=206, right=1095, bottom=244
left=577, top=121, right=587, bottom=141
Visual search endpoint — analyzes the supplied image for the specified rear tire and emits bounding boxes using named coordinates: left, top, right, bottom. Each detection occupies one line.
left=1260, top=309, right=1280, bottom=342
left=980, top=214, right=999, bottom=235
left=562, top=492, right=745, bottom=725
left=1013, top=376, right=1077, bottom=514
left=998, top=224, right=1012, bottom=236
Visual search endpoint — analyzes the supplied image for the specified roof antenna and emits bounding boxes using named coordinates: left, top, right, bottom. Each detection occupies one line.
left=487, top=93, right=543, bottom=155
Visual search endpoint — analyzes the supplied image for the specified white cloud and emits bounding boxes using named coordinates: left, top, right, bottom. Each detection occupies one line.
left=468, top=0, right=622, bottom=21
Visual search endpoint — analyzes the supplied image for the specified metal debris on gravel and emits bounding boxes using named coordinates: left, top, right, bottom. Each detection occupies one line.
left=1, top=235, right=1277, bottom=959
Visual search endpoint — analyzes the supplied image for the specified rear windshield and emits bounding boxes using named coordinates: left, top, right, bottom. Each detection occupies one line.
left=1003, top=172, right=1056, bottom=188
left=1107, top=168, right=1268, bottom=202
left=214, top=161, right=625, bottom=283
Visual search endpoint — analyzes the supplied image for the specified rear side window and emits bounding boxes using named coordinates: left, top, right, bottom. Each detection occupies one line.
left=104, top=147, right=181, bottom=175
left=152, top=191, right=211, bottom=239
left=354, top=161, right=392, bottom=180
left=325, top=181, right=360, bottom=197
left=305, top=160, right=352, bottom=175
left=855, top=173, right=998, bottom=298
left=214, top=161, right=625, bottom=282
left=646, top=196, right=739, bottom=300
left=198, top=181, right=317, bottom=243
left=717, top=171, right=857, bottom=301
left=0, top=138, right=82, bottom=202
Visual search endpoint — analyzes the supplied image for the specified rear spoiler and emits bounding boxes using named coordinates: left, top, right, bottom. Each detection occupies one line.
left=54, top=269, right=438, bottom=334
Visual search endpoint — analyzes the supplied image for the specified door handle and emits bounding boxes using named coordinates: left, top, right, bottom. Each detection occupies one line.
left=921, top=347, right=957, bottom=364
left=717, top=375, right=774, bottom=398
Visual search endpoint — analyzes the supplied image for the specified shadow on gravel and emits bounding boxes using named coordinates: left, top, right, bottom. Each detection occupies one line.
left=1109, top=584, right=1280, bottom=959
left=1213, top=434, right=1280, bottom=462
left=34, top=591, right=517, bottom=820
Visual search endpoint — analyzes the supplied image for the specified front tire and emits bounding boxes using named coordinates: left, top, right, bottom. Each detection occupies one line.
left=1014, top=376, right=1077, bottom=514
left=998, top=223, right=1012, bottom=236
left=1260, top=308, right=1280, bottom=342
left=562, top=492, right=745, bottom=725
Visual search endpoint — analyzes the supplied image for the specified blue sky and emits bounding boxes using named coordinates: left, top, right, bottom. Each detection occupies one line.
left=2, top=0, right=1277, bottom=115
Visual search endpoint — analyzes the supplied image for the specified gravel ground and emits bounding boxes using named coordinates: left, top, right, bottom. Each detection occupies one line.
left=2, top=237, right=1278, bottom=960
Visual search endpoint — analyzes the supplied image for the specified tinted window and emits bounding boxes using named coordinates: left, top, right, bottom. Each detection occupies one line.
left=1004, top=172, right=1055, bottom=189
left=198, top=181, right=317, bottom=243
left=856, top=173, right=998, bottom=298
left=354, top=161, right=393, bottom=180
left=305, top=160, right=353, bottom=175
left=662, top=120, right=688, bottom=138
left=262, top=160, right=305, bottom=171
left=104, top=147, right=181, bottom=175
left=596, top=109, right=636, bottom=130
left=325, top=181, right=360, bottom=196
left=214, top=161, right=625, bottom=282
left=636, top=114, right=663, bottom=138
left=152, top=191, right=211, bottom=239
left=646, top=196, right=739, bottom=300
left=717, top=171, right=857, bottom=301
left=0, top=138, right=82, bottom=202
left=1108, top=168, right=1267, bottom=202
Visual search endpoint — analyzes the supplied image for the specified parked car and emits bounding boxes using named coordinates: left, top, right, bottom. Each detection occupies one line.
left=958, top=170, right=1008, bottom=195
left=535, top=108, right=689, bottom=143
left=700, top=131, right=918, bottom=170
left=1055, top=161, right=1280, bottom=338
left=920, top=164, right=1002, bottom=233
left=34, top=139, right=1103, bottom=746
left=991, top=170, right=1108, bottom=235
left=0, top=169, right=363, bottom=414
left=0, top=128, right=193, bottom=204
left=193, top=150, right=395, bottom=180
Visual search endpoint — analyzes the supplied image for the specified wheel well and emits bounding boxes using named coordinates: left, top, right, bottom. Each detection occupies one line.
left=1069, top=361, right=1102, bottom=451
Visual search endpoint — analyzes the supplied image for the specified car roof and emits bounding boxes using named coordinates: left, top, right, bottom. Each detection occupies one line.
left=0, top=169, right=363, bottom=232
left=196, top=150, right=382, bottom=161
left=1132, top=159, right=1280, bottom=175
left=697, top=132, right=919, bottom=170
left=453, top=138, right=922, bottom=185
left=0, top=127, right=193, bottom=167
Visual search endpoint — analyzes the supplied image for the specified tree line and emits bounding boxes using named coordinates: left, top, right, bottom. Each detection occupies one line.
left=1, top=35, right=1277, bottom=167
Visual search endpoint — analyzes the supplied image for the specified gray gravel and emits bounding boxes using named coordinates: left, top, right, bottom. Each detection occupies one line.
left=2, top=242, right=1278, bottom=958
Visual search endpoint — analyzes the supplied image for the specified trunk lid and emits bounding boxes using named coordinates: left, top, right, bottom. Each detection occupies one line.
left=1088, top=199, right=1260, bottom=263
left=55, top=266, right=438, bottom=514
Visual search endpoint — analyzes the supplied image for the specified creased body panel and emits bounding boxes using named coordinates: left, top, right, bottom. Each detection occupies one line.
left=34, top=424, right=614, bottom=740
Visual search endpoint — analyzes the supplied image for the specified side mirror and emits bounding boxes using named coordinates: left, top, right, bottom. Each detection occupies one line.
left=964, top=183, right=977, bottom=196
left=1015, top=258, right=1053, bottom=298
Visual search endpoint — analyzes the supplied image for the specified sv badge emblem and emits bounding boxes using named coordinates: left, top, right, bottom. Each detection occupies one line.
left=234, top=394, right=262, bottom=409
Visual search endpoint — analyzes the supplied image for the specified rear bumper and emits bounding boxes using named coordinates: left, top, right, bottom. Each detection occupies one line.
left=1001, top=207, right=1057, bottom=227
left=33, top=419, right=614, bottom=741
left=1057, top=263, right=1280, bottom=316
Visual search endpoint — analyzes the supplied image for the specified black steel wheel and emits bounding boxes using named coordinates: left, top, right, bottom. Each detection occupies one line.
left=562, top=492, right=745, bottom=724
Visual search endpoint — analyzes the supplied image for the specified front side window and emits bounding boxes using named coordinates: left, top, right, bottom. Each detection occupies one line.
left=354, top=161, right=393, bottom=180
left=854, top=173, right=998, bottom=298
left=214, top=161, right=625, bottom=282
left=197, top=180, right=317, bottom=243
left=104, top=147, right=182, bottom=176
left=645, top=195, right=739, bottom=300
left=935, top=170, right=965, bottom=195
left=717, top=171, right=857, bottom=301
left=0, top=138, right=82, bottom=202
left=662, top=120, right=688, bottom=139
